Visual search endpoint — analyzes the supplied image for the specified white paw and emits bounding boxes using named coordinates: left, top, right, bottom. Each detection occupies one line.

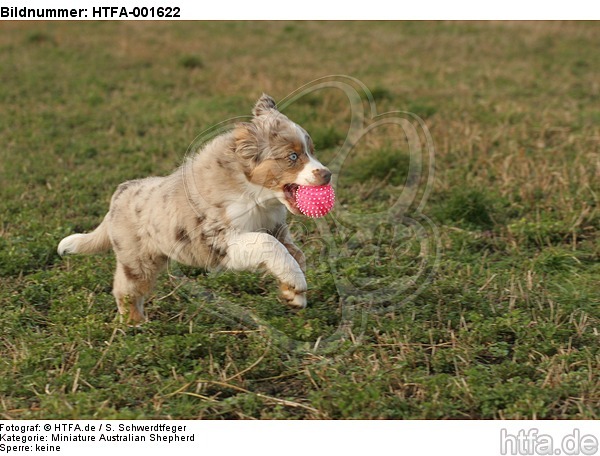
left=280, top=286, right=307, bottom=309
left=289, top=292, right=307, bottom=309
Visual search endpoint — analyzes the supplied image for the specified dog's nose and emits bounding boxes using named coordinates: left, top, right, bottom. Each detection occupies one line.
left=318, top=169, right=332, bottom=185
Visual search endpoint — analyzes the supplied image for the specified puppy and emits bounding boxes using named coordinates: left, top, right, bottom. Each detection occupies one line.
left=58, top=94, right=332, bottom=324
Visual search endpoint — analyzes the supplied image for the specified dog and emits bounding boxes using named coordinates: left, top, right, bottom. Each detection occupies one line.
left=58, top=94, right=332, bottom=324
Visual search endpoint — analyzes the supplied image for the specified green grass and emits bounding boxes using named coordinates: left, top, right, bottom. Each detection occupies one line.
left=1, top=22, right=598, bottom=419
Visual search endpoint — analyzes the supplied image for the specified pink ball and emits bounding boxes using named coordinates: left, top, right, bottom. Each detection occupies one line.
left=295, top=184, right=335, bottom=218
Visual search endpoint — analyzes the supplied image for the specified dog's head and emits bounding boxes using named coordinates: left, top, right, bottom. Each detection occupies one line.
left=234, top=94, right=332, bottom=214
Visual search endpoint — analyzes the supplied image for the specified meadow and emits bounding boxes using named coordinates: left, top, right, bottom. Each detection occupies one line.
left=0, top=21, right=598, bottom=419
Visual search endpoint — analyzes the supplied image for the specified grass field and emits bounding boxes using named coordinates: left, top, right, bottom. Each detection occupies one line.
left=0, top=21, right=598, bottom=419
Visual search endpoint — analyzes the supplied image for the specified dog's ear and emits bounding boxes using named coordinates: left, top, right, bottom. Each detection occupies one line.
left=252, top=93, right=278, bottom=117
left=234, top=122, right=259, bottom=161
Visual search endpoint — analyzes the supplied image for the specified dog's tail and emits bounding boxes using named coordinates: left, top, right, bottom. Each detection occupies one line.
left=58, top=214, right=111, bottom=256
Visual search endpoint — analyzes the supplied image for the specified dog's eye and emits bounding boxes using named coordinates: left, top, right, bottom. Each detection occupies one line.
left=289, top=153, right=298, bottom=162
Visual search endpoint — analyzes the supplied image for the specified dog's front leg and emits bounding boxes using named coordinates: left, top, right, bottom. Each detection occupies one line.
left=272, top=225, right=306, bottom=273
left=225, top=232, right=307, bottom=309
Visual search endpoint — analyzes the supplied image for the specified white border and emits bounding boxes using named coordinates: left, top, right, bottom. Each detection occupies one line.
left=1, top=420, right=599, bottom=456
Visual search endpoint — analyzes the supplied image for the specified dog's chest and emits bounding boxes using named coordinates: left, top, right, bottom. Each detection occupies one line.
left=226, top=199, right=285, bottom=233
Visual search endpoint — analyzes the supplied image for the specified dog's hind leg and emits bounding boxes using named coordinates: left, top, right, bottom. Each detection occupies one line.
left=112, top=262, right=148, bottom=325
left=112, top=258, right=165, bottom=325
left=224, top=232, right=307, bottom=309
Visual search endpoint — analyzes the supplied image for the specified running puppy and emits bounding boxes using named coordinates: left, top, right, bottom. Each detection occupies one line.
left=58, top=94, right=331, bottom=324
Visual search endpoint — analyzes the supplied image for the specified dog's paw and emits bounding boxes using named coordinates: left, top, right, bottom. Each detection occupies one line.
left=127, top=314, right=148, bottom=327
left=287, top=292, right=307, bottom=309
left=279, top=283, right=307, bottom=309
left=116, top=295, right=148, bottom=326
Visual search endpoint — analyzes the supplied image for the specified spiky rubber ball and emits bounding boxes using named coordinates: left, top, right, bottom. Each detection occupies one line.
left=295, top=184, right=335, bottom=218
